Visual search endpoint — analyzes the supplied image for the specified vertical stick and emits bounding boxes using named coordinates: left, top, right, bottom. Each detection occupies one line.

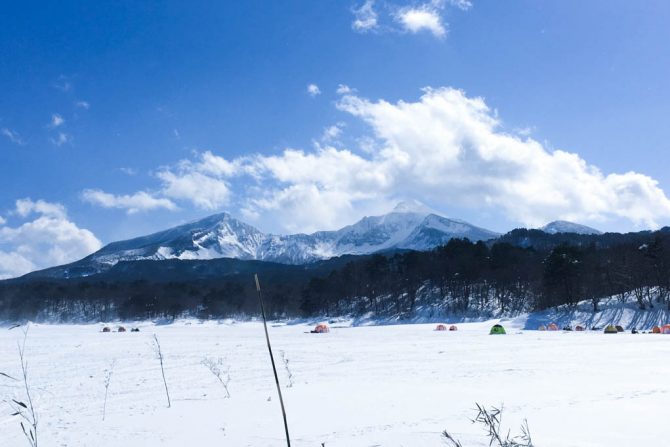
left=255, top=274, right=291, bottom=447
left=153, top=334, right=171, bottom=408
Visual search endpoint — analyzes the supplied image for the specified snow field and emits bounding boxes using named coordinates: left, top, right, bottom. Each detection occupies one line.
left=1, top=320, right=668, bottom=446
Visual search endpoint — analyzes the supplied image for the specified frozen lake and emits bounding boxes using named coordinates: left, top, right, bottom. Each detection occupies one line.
left=1, top=320, right=668, bottom=446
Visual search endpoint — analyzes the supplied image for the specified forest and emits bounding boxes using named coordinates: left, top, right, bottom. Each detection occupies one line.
left=1, top=228, right=669, bottom=322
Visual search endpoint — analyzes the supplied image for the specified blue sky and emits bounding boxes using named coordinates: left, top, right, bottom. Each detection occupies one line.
left=1, top=0, right=670, bottom=277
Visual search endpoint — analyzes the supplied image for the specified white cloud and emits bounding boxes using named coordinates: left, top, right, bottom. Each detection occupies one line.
left=1, top=128, right=25, bottom=145
left=82, top=189, right=178, bottom=214
left=395, top=3, right=447, bottom=38
left=352, top=0, right=378, bottom=32
left=448, top=0, right=472, bottom=10
left=337, top=84, right=354, bottom=95
left=0, top=199, right=102, bottom=279
left=307, top=84, right=321, bottom=97
left=81, top=86, right=670, bottom=233
left=53, top=76, right=72, bottom=92
left=49, top=113, right=65, bottom=128
left=50, top=132, right=71, bottom=146
left=0, top=216, right=5, bottom=225
left=119, top=167, right=138, bottom=176
left=75, top=101, right=90, bottom=109
left=320, top=123, right=345, bottom=143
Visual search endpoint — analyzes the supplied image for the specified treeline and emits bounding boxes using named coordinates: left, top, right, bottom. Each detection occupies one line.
left=1, top=229, right=670, bottom=322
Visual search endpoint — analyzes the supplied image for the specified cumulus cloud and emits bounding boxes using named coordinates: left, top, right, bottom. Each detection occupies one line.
left=49, top=113, right=65, bottom=128
left=352, top=0, right=378, bottom=32
left=1, top=128, right=25, bottom=145
left=0, top=199, right=102, bottom=279
left=82, top=87, right=670, bottom=233
left=50, top=131, right=71, bottom=146
left=307, top=84, right=321, bottom=97
left=395, top=2, right=447, bottom=38
left=82, top=189, right=177, bottom=214
left=448, top=0, right=472, bottom=10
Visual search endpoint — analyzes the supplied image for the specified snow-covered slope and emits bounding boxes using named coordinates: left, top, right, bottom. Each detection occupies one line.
left=541, top=220, right=602, bottom=235
left=32, top=202, right=499, bottom=278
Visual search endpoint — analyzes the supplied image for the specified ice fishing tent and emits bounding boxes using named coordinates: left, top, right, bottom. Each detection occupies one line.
left=575, top=325, right=585, bottom=331
left=435, top=324, right=447, bottom=331
left=652, top=326, right=661, bottom=334
left=538, top=325, right=547, bottom=331
left=312, top=323, right=330, bottom=333
left=547, top=323, right=559, bottom=331
left=489, top=324, right=506, bottom=335
left=604, top=325, right=618, bottom=334
left=662, top=324, right=670, bottom=334
left=449, top=325, right=458, bottom=331
left=615, top=325, right=625, bottom=332
left=102, top=327, right=111, bottom=333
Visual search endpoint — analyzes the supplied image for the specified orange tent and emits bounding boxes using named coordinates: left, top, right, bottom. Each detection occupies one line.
left=652, top=326, right=661, bottom=334
left=312, top=323, right=330, bottom=333
left=449, top=325, right=458, bottom=331
left=575, top=325, right=585, bottom=331
left=435, top=324, right=447, bottom=331
left=547, top=323, right=559, bottom=331
left=662, top=324, right=670, bottom=334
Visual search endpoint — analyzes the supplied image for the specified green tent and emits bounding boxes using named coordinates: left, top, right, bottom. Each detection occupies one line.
left=604, top=325, right=618, bottom=334
left=490, top=324, right=506, bottom=335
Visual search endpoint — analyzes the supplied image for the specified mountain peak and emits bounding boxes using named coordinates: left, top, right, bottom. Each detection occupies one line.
left=541, top=220, right=602, bottom=235
left=392, top=200, right=435, bottom=215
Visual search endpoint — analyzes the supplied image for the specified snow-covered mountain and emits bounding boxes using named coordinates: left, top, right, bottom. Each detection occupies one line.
left=35, top=201, right=499, bottom=278
left=540, top=220, right=602, bottom=235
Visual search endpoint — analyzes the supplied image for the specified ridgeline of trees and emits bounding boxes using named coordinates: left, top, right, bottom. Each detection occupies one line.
left=1, top=228, right=669, bottom=322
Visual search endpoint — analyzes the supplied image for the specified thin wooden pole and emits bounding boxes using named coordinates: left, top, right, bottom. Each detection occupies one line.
left=255, top=274, right=291, bottom=447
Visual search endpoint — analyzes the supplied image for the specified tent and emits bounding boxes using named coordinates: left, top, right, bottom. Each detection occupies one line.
left=312, top=323, right=330, bottom=333
left=538, top=325, right=547, bottom=331
left=652, top=326, right=661, bottom=334
left=102, top=327, right=111, bottom=333
left=615, top=325, right=625, bottom=332
left=662, top=324, right=670, bottom=334
left=604, top=325, right=618, bottom=334
left=490, top=324, right=506, bottom=335
left=575, top=325, right=585, bottom=331
left=547, top=323, right=559, bottom=331
left=449, top=325, right=458, bottom=331
left=118, top=326, right=127, bottom=333
left=563, top=326, right=573, bottom=331
left=435, top=324, right=447, bottom=331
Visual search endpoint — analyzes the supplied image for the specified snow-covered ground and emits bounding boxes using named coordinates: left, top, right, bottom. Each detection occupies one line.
left=1, top=317, right=669, bottom=446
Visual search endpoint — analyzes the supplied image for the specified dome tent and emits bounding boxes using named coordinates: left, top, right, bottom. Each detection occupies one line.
left=538, top=325, right=547, bottom=331
left=615, top=325, right=625, bottom=332
left=662, top=324, right=670, bottom=334
left=604, top=325, right=618, bottom=334
left=311, top=323, right=330, bottom=333
left=575, top=325, right=585, bottom=331
left=547, top=323, right=559, bottom=331
left=652, top=326, right=661, bottom=334
left=449, top=325, right=458, bottom=331
left=435, top=324, right=447, bottom=331
left=489, top=324, right=506, bottom=335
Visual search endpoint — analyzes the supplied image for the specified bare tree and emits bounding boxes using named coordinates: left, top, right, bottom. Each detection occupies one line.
left=152, top=334, right=171, bottom=408
left=102, top=359, right=116, bottom=421
left=201, top=357, right=231, bottom=398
